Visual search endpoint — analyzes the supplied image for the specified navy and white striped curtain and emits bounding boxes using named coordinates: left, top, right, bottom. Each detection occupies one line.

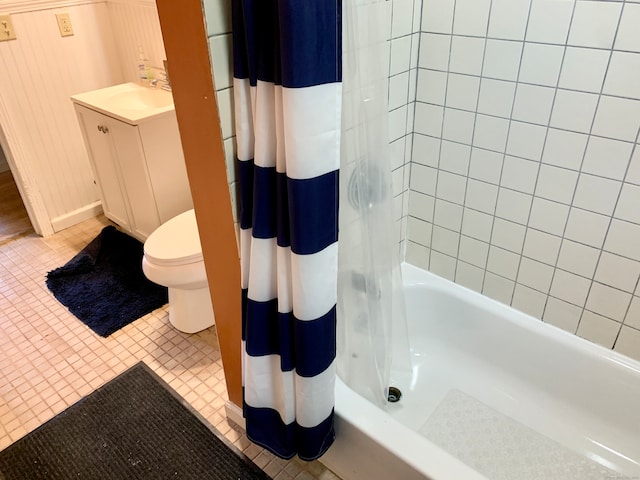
left=232, top=0, right=342, bottom=460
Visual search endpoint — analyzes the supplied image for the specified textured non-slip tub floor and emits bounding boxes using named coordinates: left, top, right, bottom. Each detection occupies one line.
left=0, top=215, right=340, bottom=480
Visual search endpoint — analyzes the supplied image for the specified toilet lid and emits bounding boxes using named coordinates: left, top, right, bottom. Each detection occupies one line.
left=144, top=209, right=203, bottom=266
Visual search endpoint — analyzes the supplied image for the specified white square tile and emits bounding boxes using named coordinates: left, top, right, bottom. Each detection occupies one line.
left=573, top=174, right=622, bottom=216
left=417, top=69, right=447, bottom=105
left=542, top=129, right=588, bottom=170
left=506, top=121, right=547, bottom=162
left=408, top=190, right=435, bottom=221
left=483, top=272, right=516, bottom=305
left=391, top=137, right=407, bottom=171
left=408, top=68, right=418, bottom=102
left=604, top=219, right=640, bottom=262
left=442, top=108, right=475, bottom=144
left=487, top=245, right=520, bottom=279
left=473, top=115, right=510, bottom=152
left=445, top=74, right=480, bottom=111
left=595, top=252, right=640, bottom=294
left=422, top=0, right=455, bottom=33
left=628, top=149, right=640, bottom=186
left=512, top=284, right=547, bottom=318
left=477, top=78, right=516, bottom=118
left=518, top=43, right=564, bottom=87
left=558, top=47, right=610, bottom=93
left=419, top=33, right=451, bottom=70
left=434, top=199, right=464, bottom=231
left=453, top=0, right=491, bottom=37
left=577, top=311, right=620, bottom=348
left=392, top=0, right=415, bottom=38
left=603, top=52, right=640, bottom=100
left=592, top=96, right=640, bottom=143
left=415, top=103, right=444, bottom=137
left=440, top=140, right=470, bottom=175
left=518, top=257, right=554, bottom=292
left=550, top=269, right=591, bottom=307
left=458, top=236, right=490, bottom=268
left=468, top=148, right=504, bottom=185
left=557, top=239, right=600, bottom=278
left=390, top=36, right=413, bottom=75
left=388, top=105, right=408, bottom=142
left=203, top=0, right=232, bottom=36
left=461, top=208, right=493, bottom=242
left=535, top=164, right=578, bottom=205
left=565, top=207, right=610, bottom=248
left=432, top=226, right=460, bottom=256
left=523, top=229, right=561, bottom=265
left=512, top=84, right=555, bottom=125
left=550, top=90, right=599, bottom=133
left=487, top=0, right=531, bottom=41
left=407, top=216, right=433, bottom=246
left=483, top=40, right=523, bottom=81
left=525, top=0, right=573, bottom=44
left=436, top=171, right=467, bottom=204
left=413, top=133, right=441, bottom=167
left=455, top=261, right=485, bottom=292
left=500, top=156, right=539, bottom=195
left=587, top=282, right=632, bottom=322
left=393, top=167, right=405, bottom=196
left=449, top=36, right=485, bottom=76
left=615, top=183, right=640, bottom=225
left=528, top=197, right=570, bottom=236
left=614, top=326, right=640, bottom=363
left=543, top=297, right=582, bottom=333
left=496, top=188, right=533, bottom=224
left=216, top=88, right=234, bottom=139
left=466, top=179, right=499, bottom=214
left=389, top=72, right=410, bottom=110
left=210, top=34, right=233, bottom=90
left=406, top=241, right=431, bottom=270
left=430, top=250, right=457, bottom=280
left=614, top=3, right=640, bottom=53
left=582, top=137, right=633, bottom=181
left=410, top=163, right=438, bottom=195
left=625, top=297, right=640, bottom=330
left=568, top=1, right=622, bottom=49
left=491, top=218, right=526, bottom=253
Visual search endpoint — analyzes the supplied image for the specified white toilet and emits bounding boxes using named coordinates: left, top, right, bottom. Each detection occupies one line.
left=142, top=209, right=215, bottom=333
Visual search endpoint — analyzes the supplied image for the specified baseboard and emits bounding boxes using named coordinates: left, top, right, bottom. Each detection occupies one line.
left=224, top=401, right=245, bottom=429
left=51, top=201, right=103, bottom=232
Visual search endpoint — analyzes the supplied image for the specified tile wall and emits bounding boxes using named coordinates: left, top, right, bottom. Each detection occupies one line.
left=406, top=0, right=640, bottom=360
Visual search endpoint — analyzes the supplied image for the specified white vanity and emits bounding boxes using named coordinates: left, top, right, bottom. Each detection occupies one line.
left=71, top=83, right=193, bottom=242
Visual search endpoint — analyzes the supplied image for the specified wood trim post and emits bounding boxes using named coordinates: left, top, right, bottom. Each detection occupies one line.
left=155, top=0, right=242, bottom=407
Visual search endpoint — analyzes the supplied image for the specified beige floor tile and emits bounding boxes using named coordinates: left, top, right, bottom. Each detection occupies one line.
left=0, top=216, right=340, bottom=479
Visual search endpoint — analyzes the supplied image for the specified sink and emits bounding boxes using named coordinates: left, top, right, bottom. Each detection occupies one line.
left=71, top=83, right=175, bottom=125
left=107, top=87, right=173, bottom=110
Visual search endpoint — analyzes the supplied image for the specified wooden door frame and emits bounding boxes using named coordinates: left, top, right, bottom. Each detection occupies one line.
left=155, top=0, right=242, bottom=408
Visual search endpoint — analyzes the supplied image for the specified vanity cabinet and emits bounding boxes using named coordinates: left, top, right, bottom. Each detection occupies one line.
left=72, top=101, right=193, bottom=242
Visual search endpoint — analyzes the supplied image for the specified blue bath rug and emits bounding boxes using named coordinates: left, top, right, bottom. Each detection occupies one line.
left=46, top=226, right=168, bottom=337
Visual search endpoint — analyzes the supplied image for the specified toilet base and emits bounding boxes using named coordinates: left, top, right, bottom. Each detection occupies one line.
left=168, top=286, right=215, bottom=333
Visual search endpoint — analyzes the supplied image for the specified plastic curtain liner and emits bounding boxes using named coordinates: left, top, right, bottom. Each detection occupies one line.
left=232, top=0, right=341, bottom=461
left=337, top=0, right=411, bottom=408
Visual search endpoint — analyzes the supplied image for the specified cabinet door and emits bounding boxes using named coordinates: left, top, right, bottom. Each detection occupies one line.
left=108, top=120, right=160, bottom=240
left=75, top=106, right=131, bottom=230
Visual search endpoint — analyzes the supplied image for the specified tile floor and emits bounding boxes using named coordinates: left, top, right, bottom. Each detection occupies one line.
left=0, top=215, right=340, bottom=480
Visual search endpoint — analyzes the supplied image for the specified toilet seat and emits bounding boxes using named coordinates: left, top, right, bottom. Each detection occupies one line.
left=144, top=209, right=203, bottom=266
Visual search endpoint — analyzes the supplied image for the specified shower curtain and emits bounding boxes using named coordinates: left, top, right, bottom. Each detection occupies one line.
left=233, top=0, right=342, bottom=461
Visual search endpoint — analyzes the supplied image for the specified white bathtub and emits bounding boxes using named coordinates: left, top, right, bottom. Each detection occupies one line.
left=322, top=263, right=640, bottom=480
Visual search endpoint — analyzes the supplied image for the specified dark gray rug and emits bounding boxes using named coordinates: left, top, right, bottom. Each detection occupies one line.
left=0, top=362, right=270, bottom=480
left=46, top=226, right=168, bottom=337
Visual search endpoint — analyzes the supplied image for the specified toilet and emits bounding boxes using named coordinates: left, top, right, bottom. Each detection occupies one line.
left=142, top=209, right=215, bottom=333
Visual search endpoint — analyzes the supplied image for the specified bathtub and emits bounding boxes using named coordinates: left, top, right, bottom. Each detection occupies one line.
left=321, top=262, right=640, bottom=480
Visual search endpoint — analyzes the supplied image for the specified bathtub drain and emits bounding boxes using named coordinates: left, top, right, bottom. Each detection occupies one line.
left=387, top=386, right=402, bottom=403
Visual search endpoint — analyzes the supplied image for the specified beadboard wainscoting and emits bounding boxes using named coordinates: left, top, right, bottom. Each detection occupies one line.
left=0, top=0, right=166, bottom=235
